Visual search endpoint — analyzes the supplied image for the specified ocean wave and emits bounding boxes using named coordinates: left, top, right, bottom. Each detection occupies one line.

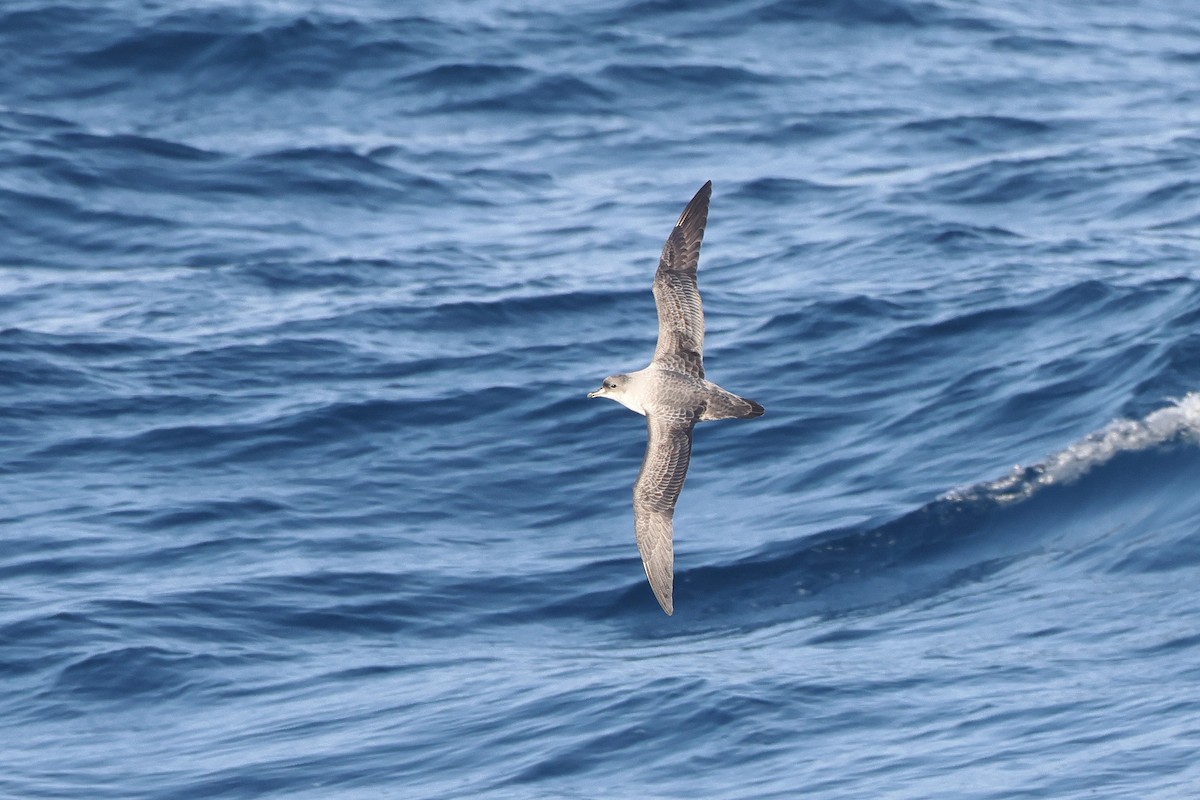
left=434, top=74, right=613, bottom=114
left=600, top=63, right=777, bottom=91
left=753, top=0, right=929, bottom=26
left=68, top=12, right=428, bottom=88
left=947, top=392, right=1200, bottom=505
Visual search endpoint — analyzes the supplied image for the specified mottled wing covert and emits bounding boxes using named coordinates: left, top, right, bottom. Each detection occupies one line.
left=633, top=413, right=696, bottom=615
left=652, top=181, right=711, bottom=379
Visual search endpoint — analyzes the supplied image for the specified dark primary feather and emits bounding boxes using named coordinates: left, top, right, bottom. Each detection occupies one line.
left=633, top=412, right=696, bottom=616
left=652, top=181, right=711, bottom=380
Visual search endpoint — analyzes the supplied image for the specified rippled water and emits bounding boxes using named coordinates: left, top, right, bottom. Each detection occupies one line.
left=4, top=1, right=1200, bottom=797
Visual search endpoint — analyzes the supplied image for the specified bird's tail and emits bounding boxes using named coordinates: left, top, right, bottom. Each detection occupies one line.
left=702, top=389, right=764, bottom=421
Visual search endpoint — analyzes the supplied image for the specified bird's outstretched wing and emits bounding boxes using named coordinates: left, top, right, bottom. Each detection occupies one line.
left=633, top=412, right=696, bottom=615
left=652, top=181, right=710, bottom=379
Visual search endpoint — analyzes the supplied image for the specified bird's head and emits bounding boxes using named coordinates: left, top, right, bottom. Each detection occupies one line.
left=587, top=374, right=629, bottom=401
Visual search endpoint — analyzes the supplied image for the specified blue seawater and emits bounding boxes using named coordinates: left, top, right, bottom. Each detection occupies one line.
left=3, top=1, right=1200, bottom=797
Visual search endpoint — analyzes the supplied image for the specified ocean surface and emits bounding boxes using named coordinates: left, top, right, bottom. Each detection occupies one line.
left=4, top=1, right=1200, bottom=797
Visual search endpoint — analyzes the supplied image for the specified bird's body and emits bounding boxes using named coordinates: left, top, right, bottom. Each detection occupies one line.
left=602, top=367, right=761, bottom=422
left=588, top=182, right=762, bottom=615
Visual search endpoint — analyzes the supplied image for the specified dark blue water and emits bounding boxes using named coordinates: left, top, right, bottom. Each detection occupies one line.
left=4, top=1, right=1200, bottom=797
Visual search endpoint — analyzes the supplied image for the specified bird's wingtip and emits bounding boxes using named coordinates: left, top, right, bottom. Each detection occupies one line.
left=645, top=567, right=675, bottom=615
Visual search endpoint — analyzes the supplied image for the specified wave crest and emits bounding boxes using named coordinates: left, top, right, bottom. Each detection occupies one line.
left=947, top=392, right=1200, bottom=504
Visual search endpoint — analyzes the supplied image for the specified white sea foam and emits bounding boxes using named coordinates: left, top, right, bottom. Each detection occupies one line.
left=946, top=392, right=1200, bottom=505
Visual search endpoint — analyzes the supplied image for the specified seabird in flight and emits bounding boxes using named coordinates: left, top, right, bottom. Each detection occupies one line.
left=588, top=181, right=763, bottom=615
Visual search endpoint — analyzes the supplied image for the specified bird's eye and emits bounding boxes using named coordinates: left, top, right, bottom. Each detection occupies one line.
left=606, top=382, right=615, bottom=389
